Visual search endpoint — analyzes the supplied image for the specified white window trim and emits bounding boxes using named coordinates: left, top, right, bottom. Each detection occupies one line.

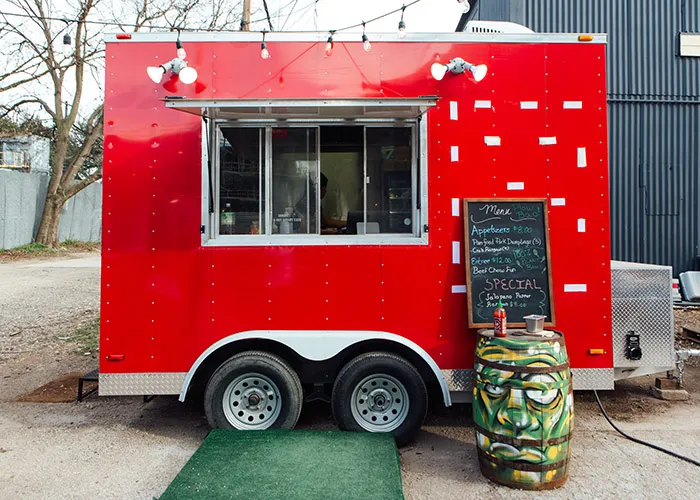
left=202, top=116, right=429, bottom=247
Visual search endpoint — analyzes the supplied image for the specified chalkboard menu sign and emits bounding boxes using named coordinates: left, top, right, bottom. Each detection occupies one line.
left=463, top=199, right=555, bottom=328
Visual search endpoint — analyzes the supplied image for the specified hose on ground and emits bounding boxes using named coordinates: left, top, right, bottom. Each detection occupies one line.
left=593, top=390, right=700, bottom=467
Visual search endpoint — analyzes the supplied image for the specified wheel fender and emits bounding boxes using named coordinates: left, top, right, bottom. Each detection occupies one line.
left=180, top=330, right=452, bottom=406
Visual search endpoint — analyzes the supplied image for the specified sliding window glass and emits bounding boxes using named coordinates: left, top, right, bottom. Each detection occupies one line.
left=271, top=127, right=318, bottom=235
left=219, top=127, right=263, bottom=235
left=365, top=127, right=414, bottom=234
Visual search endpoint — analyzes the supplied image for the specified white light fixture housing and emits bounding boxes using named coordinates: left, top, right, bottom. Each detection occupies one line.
left=146, top=38, right=198, bottom=84
left=431, top=58, right=487, bottom=82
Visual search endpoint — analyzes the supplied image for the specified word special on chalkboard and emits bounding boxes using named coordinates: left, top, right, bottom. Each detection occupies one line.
left=463, top=199, right=555, bottom=328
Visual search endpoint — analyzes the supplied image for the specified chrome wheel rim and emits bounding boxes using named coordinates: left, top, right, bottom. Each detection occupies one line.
left=350, top=374, right=409, bottom=432
left=222, top=373, right=281, bottom=430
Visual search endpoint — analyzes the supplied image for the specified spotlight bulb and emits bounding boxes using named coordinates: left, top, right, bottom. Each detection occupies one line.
left=147, top=65, right=165, bottom=84
left=325, top=37, right=334, bottom=56
left=261, top=42, right=270, bottom=59
left=471, top=64, right=488, bottom=82
left=430, top=62, right=448, bottom=81
left=178, top=65, right=198, bottom=84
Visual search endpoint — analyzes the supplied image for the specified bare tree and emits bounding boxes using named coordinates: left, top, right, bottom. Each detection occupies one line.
left=0, top=0, right=273, bottom=247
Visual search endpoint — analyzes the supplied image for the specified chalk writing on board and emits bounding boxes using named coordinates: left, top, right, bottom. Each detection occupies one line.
left=464, top=199, right=554, bottom=327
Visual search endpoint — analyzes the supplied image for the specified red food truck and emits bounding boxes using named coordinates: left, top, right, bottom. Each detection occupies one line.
left=100, top=27, right=618, bottom=444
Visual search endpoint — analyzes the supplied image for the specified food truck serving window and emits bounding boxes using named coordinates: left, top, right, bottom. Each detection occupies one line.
left=171, top=98, right=434, bottom=246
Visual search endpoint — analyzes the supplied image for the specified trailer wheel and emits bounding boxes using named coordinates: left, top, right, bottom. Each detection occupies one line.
left=204, top=351, right=303, bottom=431
left=331, top=352, right=427, bottom=446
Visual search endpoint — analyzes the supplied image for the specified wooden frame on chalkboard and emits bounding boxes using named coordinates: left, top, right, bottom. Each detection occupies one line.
left=462, top=198, right=556, bottom=328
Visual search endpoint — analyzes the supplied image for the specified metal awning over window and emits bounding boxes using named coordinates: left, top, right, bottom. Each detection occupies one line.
left=163, top=97, right=438, bottom=120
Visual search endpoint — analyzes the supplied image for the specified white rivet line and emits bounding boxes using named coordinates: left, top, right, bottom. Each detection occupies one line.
left=452, top=241, right=461, bottom=264
left=564, top=284, right=587, bottom=292
left=452, top=198, right=460, bottom=217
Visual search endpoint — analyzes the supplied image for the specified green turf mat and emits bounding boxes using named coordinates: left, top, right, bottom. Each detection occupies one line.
left=158, top=430, right=404, bottom=500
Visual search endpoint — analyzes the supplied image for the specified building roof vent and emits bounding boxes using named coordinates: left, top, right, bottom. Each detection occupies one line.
left=464, top=21, right=535, bottom=34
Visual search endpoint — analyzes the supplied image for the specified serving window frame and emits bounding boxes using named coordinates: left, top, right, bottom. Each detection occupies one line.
left=201, top=116, right=429, bottom=247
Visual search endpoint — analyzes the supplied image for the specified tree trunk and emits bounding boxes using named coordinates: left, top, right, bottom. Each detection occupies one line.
left=35, top=194, right=64, bottom=248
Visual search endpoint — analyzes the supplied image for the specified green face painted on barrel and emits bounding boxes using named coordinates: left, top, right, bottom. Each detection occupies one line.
left=473, top=335, right=573, bottom=487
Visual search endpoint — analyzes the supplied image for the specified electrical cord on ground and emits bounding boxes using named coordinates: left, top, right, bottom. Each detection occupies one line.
left=593, top=390, right=700, bottom=467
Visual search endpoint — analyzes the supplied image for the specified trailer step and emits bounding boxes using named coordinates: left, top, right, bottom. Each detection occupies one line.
left=77, top=369, right=99, bottom=402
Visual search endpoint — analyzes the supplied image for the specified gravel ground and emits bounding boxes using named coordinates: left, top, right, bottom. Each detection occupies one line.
left=1, top=255, right=699, bottom=499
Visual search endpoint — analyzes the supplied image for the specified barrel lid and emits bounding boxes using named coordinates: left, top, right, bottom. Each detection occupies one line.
left=478, top=328, right=564, bottom=343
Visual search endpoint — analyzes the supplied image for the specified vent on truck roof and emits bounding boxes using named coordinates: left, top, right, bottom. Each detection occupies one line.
left=464, top=21, right=535, bottom=34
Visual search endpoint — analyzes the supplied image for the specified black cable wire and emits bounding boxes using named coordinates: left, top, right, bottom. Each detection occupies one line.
left=0, top=0, right=421, bottom=35
left=262, top=0, right=274, bottom=31
left=593, top=390, right=700, bottom=467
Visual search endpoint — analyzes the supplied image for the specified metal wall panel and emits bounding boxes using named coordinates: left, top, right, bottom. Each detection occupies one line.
left=608, top=102, right=699, bottom=274
left=521, top=0, right=700, bottom=99
left=486, top=1, right=700, bottom=273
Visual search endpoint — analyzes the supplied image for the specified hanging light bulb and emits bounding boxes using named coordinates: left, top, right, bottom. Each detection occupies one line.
left=325, top=31, right=334, bottom=56
left=362, top=23, right=371, bottom=52
left=62, top=32, right=72, bottom=56
left=261, top=32, right=270, bottom=59
left=398, top=5, right=407, bottom=39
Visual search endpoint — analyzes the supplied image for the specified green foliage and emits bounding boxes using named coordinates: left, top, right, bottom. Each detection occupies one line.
left=67, top=316, right=100, bottom=355
left=0, top=242, right=52, bottom=254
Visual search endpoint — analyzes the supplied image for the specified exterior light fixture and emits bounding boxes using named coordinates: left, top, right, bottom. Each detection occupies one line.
left=62, top=32, right=72, bottom=56
left=431, top=58, right=487, bottom=82
left=398, top=5, right=406, bottom=39
left=325, top=31, right=335, bottom=56
left=362, top=23, right=371, bottom=52
left=261, top=31, right=270, bottom=59
left=146, top=36, right=198, bottom=84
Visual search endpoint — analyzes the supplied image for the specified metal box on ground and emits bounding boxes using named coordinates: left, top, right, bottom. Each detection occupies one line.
left=611, top=261, right=674, bottom=381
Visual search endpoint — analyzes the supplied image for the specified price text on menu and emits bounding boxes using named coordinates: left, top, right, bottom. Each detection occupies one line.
left=463, top=199, right=555, bottom=328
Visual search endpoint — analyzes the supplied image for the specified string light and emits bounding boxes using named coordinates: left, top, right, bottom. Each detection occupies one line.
left=62, top=32, right=72, bottom=56
left=261, top=31, right=270, bottom=59
left=325, top=31, right=334, bottom=56
left=361, top=22, right=371, bottom=52
left=398, top=5, right=406, bottom=39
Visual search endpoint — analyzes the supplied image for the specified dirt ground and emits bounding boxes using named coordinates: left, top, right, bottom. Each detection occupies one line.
left=1, top=254, right=699, bottom=499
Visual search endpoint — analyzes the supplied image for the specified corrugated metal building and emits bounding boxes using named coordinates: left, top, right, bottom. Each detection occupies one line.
left=464, top=0, right=700, bottom=274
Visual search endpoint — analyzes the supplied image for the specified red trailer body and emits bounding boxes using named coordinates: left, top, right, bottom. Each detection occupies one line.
left=100, top=31, right=612, bottom=422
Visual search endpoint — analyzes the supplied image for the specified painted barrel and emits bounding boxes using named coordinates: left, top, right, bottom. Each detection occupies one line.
left=473, top=329, right=573, bottom=490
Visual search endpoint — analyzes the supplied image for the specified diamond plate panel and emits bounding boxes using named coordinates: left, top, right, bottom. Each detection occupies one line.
left=442, top=369, right=473, bottom=392
left=611, top=262, right=674, bottom=370
left=99, top=372, right=186, bottom=396
left=571, top=368, right=614, bottom=390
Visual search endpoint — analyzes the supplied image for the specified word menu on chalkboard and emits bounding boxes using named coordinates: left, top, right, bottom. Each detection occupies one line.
left=463, top=199, right=555, bottom=328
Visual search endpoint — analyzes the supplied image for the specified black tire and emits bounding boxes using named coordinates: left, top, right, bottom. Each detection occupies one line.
left=204, top=350, right=303, bottom=430
left=331, top=351, right=428, bottom=446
